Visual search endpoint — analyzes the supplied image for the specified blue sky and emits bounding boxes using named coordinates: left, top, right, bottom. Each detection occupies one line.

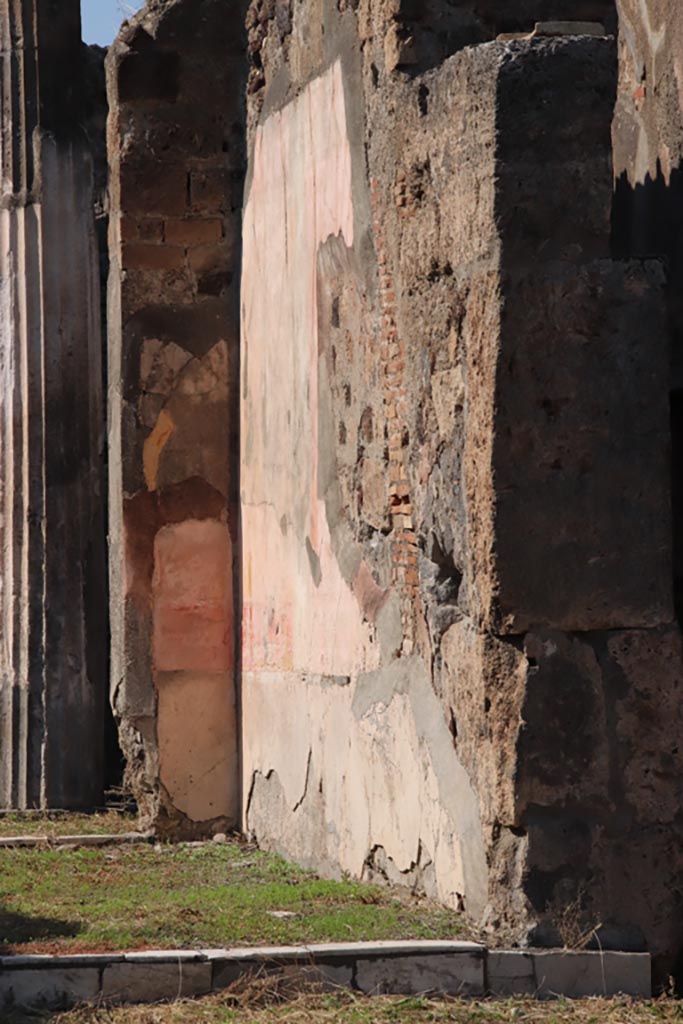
left=81, top=0, right=144, bottom=46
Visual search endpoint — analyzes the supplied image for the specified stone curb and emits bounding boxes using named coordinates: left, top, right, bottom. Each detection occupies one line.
left=0, top=943, right=651, bottom=1010
left=486, top=950, right=651, bottom=999
left=0, top=832, right=153, bottom=849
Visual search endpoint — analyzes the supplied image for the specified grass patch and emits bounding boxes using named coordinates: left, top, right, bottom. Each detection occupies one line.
left=0, top=811, right=138, bottom=838
left=7, top=988, right=683, bottom=1024
left=0, top=837, right=469, bottom=955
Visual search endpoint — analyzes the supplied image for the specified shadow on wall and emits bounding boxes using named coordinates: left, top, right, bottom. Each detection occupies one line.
left=81, top=40, right=126, bottom=796
left=0, top=909, right=82, bottom=954
left=613, top=163, right=683, bottom=626
left=613, top=162, right=683, bottom=354
left=392, top=0, right=617, bottom=74
left=613, top=163, right=683, bottom=989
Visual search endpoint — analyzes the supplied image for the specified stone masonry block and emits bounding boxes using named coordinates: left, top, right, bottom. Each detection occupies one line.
left=477, top=259, right=671, bottom=634
left=447, top=37, right=669, bottom=635
left=530, top=951, right=651, bottom=998
left=487, top=951, right=536, bottom=996
left=212, top=954, right=352, bottom=991
left=0, top=969, right=101, bottom=1011
left=428, top=37, right=670, bottom=636
left=495, top=36, right=616, bottom=263
left=354, top=953, right=485, bottom=996
left=488, top=951, right=651, bottom=998
left=101, top=962, right=212, bottom=1004
left=278, top=962, right=355, bottom=991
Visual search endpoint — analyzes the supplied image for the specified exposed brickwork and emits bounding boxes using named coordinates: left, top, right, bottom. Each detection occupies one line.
left=106, top=0, right=247, bottom=836
left=371, top=176, right=420, bottom=653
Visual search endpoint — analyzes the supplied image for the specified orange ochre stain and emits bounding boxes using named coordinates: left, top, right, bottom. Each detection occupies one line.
left=143, top=408, right=175, bottom=492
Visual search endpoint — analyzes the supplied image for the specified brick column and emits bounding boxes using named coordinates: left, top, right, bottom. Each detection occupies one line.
left=106, top=0, right=245, bottom=835
left=0, top=0, right=106, bottom=808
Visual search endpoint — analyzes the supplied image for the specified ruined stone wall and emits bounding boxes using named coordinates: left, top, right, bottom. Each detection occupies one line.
left=0, top=0, right=107, bottom=809
left=107, top=0, right=246, bottom=834
left=245, top=0, right=616, bottom=110
left=241, top=0, right=683, bottom=972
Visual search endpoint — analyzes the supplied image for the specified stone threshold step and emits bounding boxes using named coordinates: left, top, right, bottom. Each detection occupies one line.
left=0, top=832, right=153, bottom=848
left=0, top=943, right=651, bottom=1010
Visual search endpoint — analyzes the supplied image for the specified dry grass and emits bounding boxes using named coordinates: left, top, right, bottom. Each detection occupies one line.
left=548, top=890, right=601, bottom=953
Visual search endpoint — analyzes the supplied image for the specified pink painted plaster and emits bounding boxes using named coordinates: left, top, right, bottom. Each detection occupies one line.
left=241, top=60, right=377, bottom=678
left=153, top=518, right=233, bottom=674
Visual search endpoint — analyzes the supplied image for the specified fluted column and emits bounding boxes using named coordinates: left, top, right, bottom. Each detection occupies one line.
left=0, top=0, right=106, bottom=808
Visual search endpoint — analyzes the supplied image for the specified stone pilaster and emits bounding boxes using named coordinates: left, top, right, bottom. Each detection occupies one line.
left=0, top=0, right=106, bottom=808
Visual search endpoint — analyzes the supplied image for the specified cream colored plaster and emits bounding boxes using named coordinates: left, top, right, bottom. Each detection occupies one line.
left=243, top=666, right=487, bottom=914
left=157, top=669, right=237, bottom=822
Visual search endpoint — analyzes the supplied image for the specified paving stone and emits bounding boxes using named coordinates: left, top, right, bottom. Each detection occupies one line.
left=101, top=962, right=212, bottom=1004
left=0, top=968, right=101, bottom=1011
left=123, top=950, right=207, bottom=962
left=355, top=952, right=485, bottom=996
left=221, top=945, right=313, bottom=961
left=487, top=951, right=536, bottom=996
left=1, top=954, right=124, bottom=967
left=530, top=951, right=651, bottom=998
left=307, top=941, right=484, bottom=956
left=0, top=836, right=50, bottom=847
left=1, top=956, right=54, bottom=966
left=0, top=832, right=149, bottom=849
left=65, top=833, right=151, bottom=846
